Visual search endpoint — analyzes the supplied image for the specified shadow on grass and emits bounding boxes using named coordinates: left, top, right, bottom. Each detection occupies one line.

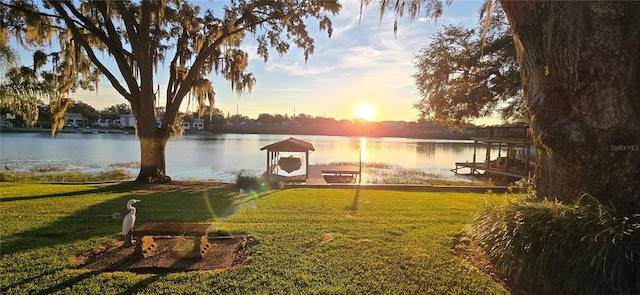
left=345, top=187, right=361, bottom=214
left=32, top=269, right=168, bottom=295
left=0, top=182, right=142, bottom=202
left=33, top=271, right=102, bottom=295
left=2, top=267, right=65, bottom=292
left=1, top=183, right=245, bottom=256
left=219, top=190, right=277, bottom=218
left=3, top=183, right=271, bottom=293
left=118, top=274, right=166, bottom=295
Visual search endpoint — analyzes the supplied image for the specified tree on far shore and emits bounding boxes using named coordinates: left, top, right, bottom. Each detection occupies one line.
left=67, top=101, right=99, bottom=125
left=100, top=103, right=132, bottom=121
left=2, top=0, right=340, bottom=182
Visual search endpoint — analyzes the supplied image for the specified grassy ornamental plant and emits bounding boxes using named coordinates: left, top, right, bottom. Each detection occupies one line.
left=0, top=183, right=508, bottom=294
left=465, top=193, right=640, bottom=295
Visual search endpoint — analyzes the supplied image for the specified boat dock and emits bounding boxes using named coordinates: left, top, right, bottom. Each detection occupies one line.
left=306, top=165, right=360, bottom=185
left=265, top=164, right=361, bottom=186
left=261, top=137, right=361, bottom=186
left=452, top=162, right=531, bottom=179
left=452, top=126, right=534, bottom=180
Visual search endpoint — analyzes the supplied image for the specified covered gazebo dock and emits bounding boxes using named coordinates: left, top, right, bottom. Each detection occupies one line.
left=261, top=137, right=315, bottom=182
left=260, top=137, right=361, bottom=185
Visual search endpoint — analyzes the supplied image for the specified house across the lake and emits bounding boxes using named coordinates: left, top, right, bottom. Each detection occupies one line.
left=119, top=114, right=136, bottom=128
left=1, top=112, right=16, bottom=128
left=181, top=118, right=205, bottom=131
left=65, top=113, right=85, bottom=127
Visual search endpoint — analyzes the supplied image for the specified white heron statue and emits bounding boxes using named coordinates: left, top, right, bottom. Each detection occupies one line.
left=122, top=199, right=140, bottom=247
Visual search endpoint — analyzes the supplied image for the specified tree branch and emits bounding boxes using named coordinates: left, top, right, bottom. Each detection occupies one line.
left=62, top=1, right=141, bottom=102
left=60, top=2, right=111, bottom=46
left=113, top=1, right=140, bottom=52
left=91, top=2, right=135, bottom=62
left=49, top=2, right=134, bottom=103
left=165, top=3, right=302, bottom=121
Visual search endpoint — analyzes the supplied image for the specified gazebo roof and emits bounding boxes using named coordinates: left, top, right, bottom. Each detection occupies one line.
left=260, top=137, right=315, bottom=152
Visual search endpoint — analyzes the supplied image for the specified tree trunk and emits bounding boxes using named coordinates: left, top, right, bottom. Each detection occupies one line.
left=499, top=1, right=640, bottom=213
left=133, top=91, right=172, bottom=183
left=135, top=134, right=171, bottom=183
left=131, top=90, right=179, bottom=183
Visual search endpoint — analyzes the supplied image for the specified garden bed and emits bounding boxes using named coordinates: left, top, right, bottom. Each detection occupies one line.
left=78, top=234, right=255, bottom=273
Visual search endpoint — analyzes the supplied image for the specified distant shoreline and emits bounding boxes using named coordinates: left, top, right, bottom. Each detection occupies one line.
left=1, top=126, right=473, bottom=140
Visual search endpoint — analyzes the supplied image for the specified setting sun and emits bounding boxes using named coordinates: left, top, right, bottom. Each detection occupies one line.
left=354, top=103, right=375, bottom=121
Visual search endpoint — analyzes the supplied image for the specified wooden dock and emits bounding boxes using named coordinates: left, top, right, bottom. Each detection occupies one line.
left=307, top=165, right=360, bottom=185
left=452, top=126, right=534, bottom=180
left=453, top=162, right=532, bottom=179
left=265, top=164, right=360, bottom=186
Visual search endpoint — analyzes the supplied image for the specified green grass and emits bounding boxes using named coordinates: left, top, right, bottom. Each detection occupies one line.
left=1, top=183, right=510, bottom=294
left=0, top=169, right=133, bottom=183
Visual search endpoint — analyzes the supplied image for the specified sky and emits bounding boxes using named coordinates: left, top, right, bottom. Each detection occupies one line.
left=19, top=0, right=493, bottom=123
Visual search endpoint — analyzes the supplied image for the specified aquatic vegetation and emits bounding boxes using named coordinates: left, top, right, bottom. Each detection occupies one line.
left=0, top=169, right=132, bottom=183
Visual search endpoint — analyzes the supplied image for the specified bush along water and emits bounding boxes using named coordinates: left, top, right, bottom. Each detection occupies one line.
left=465, top=193, right=640, bottom=295
left=234, top=170, right=282, bottom=192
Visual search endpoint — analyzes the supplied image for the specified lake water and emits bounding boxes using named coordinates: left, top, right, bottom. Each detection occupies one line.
left=0, top=132, right=496, bottom=183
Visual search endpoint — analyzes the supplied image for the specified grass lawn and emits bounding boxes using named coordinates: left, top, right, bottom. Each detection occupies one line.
left=1, top=182, right=510, bottom=294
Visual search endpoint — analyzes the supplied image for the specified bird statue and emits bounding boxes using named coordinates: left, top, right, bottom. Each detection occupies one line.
left=122, top=199, right=140, bottom=247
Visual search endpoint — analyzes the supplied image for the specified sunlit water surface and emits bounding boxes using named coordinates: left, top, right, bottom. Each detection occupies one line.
left=1, top=132, right=498, bottom=183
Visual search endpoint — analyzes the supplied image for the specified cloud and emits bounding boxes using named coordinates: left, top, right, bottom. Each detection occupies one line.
left=240, top=44, right=261, bottom=61
left=192, top=1, right=481, bottom=121
left=265, top=61, right=337, bottom=76
left=264, top=88, right=306, bottom=92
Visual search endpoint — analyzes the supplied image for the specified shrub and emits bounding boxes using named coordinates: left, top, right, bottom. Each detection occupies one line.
left=236, top=170, right=284, bottom=192
left=235, top=171, right=283, bottom=192
left=465, top=194, right=640, bottom=295
left=235, top=171, right=261, bottom=191
left=264, top=178, right=284, bottom=190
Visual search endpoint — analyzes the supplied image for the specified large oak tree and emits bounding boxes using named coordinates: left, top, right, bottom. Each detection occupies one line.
left=499, top=1, right=640, bottom=214
left=2, top=0, right=339, bottom=182
left=371, top=0, right=640, bottom=214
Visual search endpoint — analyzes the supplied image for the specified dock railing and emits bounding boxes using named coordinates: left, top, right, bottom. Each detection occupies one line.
left=475, top=126, right=531, bottom=141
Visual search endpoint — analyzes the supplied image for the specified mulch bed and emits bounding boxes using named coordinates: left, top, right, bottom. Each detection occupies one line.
left=76, top=234, right=255, bottom=274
